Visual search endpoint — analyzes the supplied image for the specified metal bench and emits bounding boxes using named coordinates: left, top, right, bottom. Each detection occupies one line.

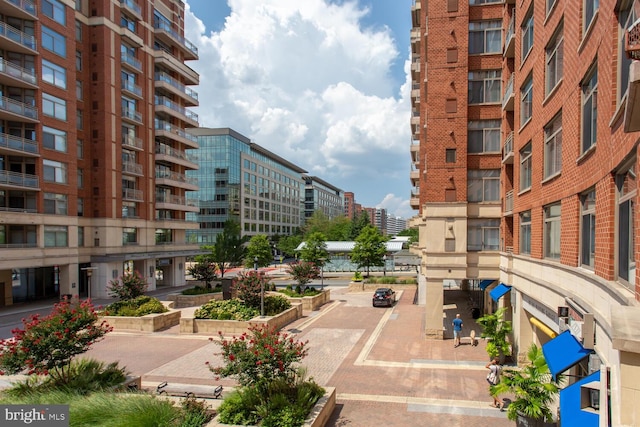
left=156, top=382, right=223, bottom=399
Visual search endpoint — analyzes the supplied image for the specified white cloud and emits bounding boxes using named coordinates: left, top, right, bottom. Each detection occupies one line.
left=184, top=0, right=414, bottom=220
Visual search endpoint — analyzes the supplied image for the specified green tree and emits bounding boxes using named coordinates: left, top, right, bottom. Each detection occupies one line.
left=325, top=215, right=351, bottom=241
left=397, top=227, right=419, bottom=245
left=300, top=232, right=329, bottom=267
left=350, top=225, right=388, bottom=277
left=108, top=271, right=148, bottom=300
left=349, top=211, right=371, bottom=239
left=211, top=220, right=248, bottom=278
left=187, top=258, right=217, bottom=289
left=302, top=210, right=332, bottom=237
left=277, top=234, right=303, bottom=258
left=286, top=261, right=320, bottom=288
left=245, top=234, right=273, bottom=268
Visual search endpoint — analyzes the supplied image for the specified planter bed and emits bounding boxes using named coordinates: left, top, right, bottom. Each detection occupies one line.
left=348, top=282, right=417, bottom=292
left=166, top=292, right=223, bottom=308
left=99, top=308, right=181, bottom=332
left=205, top=387, right=336, bottom=427
left=276, top=289, right=331, bottom=311
left=180, top=304, right=303, bottom=335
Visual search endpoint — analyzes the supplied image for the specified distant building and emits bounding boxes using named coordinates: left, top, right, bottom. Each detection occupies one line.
left=186, top=128, right=306, bottom=243
left=344, top=192, right=356, bottom=218
left=302, top=175, right=344, bottom=220
left=386, top=215, right=407, bottom=236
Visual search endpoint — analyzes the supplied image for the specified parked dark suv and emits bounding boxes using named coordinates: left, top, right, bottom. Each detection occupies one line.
left=372, top=287, right=396, bottom=307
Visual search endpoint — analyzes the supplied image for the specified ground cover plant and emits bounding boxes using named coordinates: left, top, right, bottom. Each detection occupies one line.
left=279, top=285, right=321, bottom=297
left=182, top=284, right=222, bottom=295
left=366, top=276, right=417, bottom=285
left=103, top=295, right=168, bottom=317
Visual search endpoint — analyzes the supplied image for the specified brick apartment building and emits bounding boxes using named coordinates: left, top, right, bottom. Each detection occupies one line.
left=0, top=0, right=201, bottom=305
left=410, top=0, right=640, bottom=424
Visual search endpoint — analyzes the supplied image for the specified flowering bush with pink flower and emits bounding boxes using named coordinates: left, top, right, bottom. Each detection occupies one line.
left=108, top=271, right=147, bottom=300
left=232, top=270, right=271, bottom=309
left=0, top=299, right=112, bottom=385
left=285, top=261, right=320, bottom=289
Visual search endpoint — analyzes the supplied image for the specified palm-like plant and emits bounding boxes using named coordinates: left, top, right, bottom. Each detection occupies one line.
left=494, top=343, right=562, bottom=423
left=477, top=306, right=512, bottom=360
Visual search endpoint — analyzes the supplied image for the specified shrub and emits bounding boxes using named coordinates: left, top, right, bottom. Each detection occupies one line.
left=278, top=288, right=320, bottom=297
left=264, top=295, right=292, bottom=315
left=0, top=300, right=111, bottom=386
left=108, top=271, right=147, bottom=300
left=194, top=299, right=259, bottom=320
left=352, top=271, right=363, bottom=282
left=181, top=285, right=220, bottom=295
left=285, top=261, right=319, bottom=287
left=104, top=296, right=168, bottom=317
left=233, top=270, right=272, bottom=309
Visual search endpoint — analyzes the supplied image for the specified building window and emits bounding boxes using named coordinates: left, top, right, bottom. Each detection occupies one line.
left=521, top=7, right=534, bottom=62
left=78, top=226, right=84, bottom=247
left=43, top=126, right=67, bottom=152
left=155, top=229, right=172, bottom=244
left=42, top=93, right=67, bottom=120
left=617, top=160, right=636, bottom=287
left=122, top=201, right=137, bottom=218
left=41, top=26, right=66, bottom=57
left=520, top=74, right=533, bottom=126
left=468, top=70, right=501, bottom=104
left=618, top=1, right=637, bottom=104
left=581, top=188, right=596, bottom=268
left=77, top=139, right=84, bottom=158
left=44, top=192, right=67, bottom=215
left=42, top=0, right=66, bottom=25
left=75, top=20, right=82, bottom=40
left=467, top=219, right=500, bottom=251
left=123, top=227, right=137, bottom=245
left=469, top=20, right=502, bottom=54
left=545, top=24, right=563, bottom=95
left=470, top=0, right=502, bottom=4
left=77, top=168, right=83, bottom=188
left=77, top=198, right=84, bottom=217
left=520, top=141, right=532, bottom=191
left=468, top=169, right=500, bottom=202
left=544, top=113, right=562, bottom=179
left=121, top=14, right=136, bottom=32
left=581, top=66, right=598, bottom=153
left=44, top=226, right=68, bottom=247
left=468, top=120, right=500, bottom=153
left=446, top=148, right=456, bottom=163
left=76, top=50, right=82, bottom=71
left=76, top=80, right=82, bottom=99
left=77, top=109, right=83, bottom=129
left=520, top=210, right=531, bottom=255
left=584, top=0, right=599, bottom=33
left=43, top=159, right=67, bottom=184
left=547, top=0, right=558, bottom=14
left=544, top=203, right=561, bottom=259
left=42, top=59, right=66, bottom=89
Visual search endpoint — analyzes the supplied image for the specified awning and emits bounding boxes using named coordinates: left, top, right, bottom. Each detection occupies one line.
left=490, top=283, right=511, bottom=302
left=559, top=371, right=600, bottom=426
left=478, top=279, right=495, bottom=290
left=542, top=330, right=593, bottom=380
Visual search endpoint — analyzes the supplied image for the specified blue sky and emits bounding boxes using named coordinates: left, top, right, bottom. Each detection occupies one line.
left=184, top=0, right=414, bottom=219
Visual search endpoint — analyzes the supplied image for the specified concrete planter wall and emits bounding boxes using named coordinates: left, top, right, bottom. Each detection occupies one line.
left=277, top=289, right=331, bottom=311
left=206, top=387, right=336, bottom=427
left=180, top=304, right=303, bottom=335
left=99, top=309, right=181, bottom=332
left=166, top=292, right=223, bottom=308
left=348, top=282, right=416, bottom=292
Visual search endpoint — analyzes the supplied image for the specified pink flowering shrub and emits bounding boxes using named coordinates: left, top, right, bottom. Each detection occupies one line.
left=285, top=261, right=320, bottom=288
left=108, top=271, right=147, bottom=300
left=0, top=299, right=112, bottom=385
left=232, top=270, right=271, bottom=309
left=209, top=324, right=308, bottom=388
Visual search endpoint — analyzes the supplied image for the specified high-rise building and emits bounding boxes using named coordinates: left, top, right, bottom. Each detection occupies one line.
left=302, top=175, right=344, bottom=221
left=344, top=191, right=356, bottom=218
left=186, top=128, right=306, bottom=243
left=0, top=0, right=202, bottom=304
left=410, top=0, right=640, bottom=423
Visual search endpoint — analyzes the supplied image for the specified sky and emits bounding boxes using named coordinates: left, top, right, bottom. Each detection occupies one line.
left=183, top=0, right=414, bottom=220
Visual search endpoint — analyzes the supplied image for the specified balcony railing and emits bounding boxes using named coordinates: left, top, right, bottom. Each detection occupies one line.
left=156, top=143, right=198, bottom=163
left=0, top=170, right=38, bottom=188
left=155, top=170, right=198, bottom=186
left=503, top=131, right=514, bottom=163
left=0, top=132, right=37, bottom=154
left=121, top=52, right=142, bottom=71
left=6, top=0, right=37, bottom=17
left=121, top=80, right=142, bottom=97
left=0, top=21, right=36, bottom=51
left=155, top=71, right=198, bottom=101
left=626, top=17, right=640, bottom=60
left=120, top=0, right=141, bottom=16
left=502, top=73, right=514, bottom=111
left=122, top=161, right=143, bottom=175
left=504, top=190, right=514, bottom=213
left=122, top=134, right=143, bottom=150
left=155, top=119, right=199, bottom=145
left=153, top=19, right=198, bottom=58
left=154, top=95, right=198, bottom=122
left=0, top=95, right=37, bottom=120
left=0, top=58, right=36, bottom=85
left=504, top=13, right=515, bottom=58
left=122, top=107, right=142, bottom=122
left=122, top=188, right=143, bottom=201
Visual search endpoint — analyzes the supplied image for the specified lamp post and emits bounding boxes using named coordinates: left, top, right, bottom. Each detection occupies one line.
left=81, top=267, right=97, bottom=300
left=255, top=256, right=264, bottom=317
left=383, top=254, right=387, bottom=276
left=319, top=258, right=326, bottom=291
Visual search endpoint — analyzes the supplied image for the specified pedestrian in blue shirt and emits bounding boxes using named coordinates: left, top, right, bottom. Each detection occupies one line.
left=452, top=313, right=463, bottom=348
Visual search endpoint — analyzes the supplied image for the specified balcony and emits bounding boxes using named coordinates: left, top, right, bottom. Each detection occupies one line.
left=624, top=18, right=640, bottom=133
left=153, top=19, right=198, bottom=60
left=411, top=82, right=420, bottom=103
left=122, top=161, right=143, bottom=176
left=155, top=119, right=199, bottom=149
left=502, top=131, right=514, bottom=164
left=155, top=193, right=199, bottom=212
left=504, top=14, right=515, bottom=58
left=410, top=168, right=420, bottom=186
left=121, top=80, right=143, bottom=98
left=154, top=95, right=199, bottom=127
left=153, top=49, right=199, bottom=85
left=411, top=110, right=420, bottom=126
left=0, top=170, right=39, bottom=190
left=502, top=73, right=514, bottom=111
left=122, top=107, right=143, bottom=124
left=121, top=52, right=142, bottom=72
left=0, top=95, right=37, bottom=122
left=410, top=141, right=419, bottom=163
left=0, top=0, right=37, bottom=19
left=0, top=21, right=36, bottom=54
left=155, top=170, right=198, bottom=191
left=504, top=190, right=514, bottom=215
left=411, top=0, right=421, bottom=28
left=122, top=134, right=144, bottom=151
left=155, top=143, right=199, bottom=169
left=0, top=58, right=36, bottom=88
left=120, top=0, right=141, bottom=20
left=0, top=132, right=38, bottom=156
left=122, top=188, right=143, bottom=201
left=154, top=71, right=198, bottom=106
